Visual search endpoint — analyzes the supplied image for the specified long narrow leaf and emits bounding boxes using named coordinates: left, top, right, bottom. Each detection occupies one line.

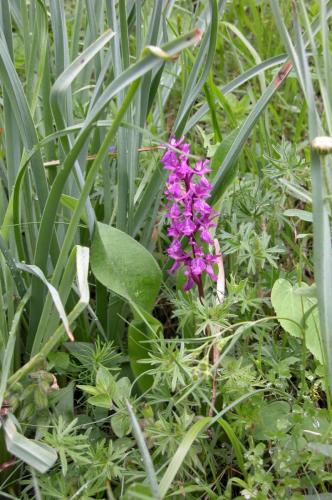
left=17, top=262, right=74, bottom=343
left=4, top=415, right=57, bottom=473
left=126, top=400, right=160, bottom=499
left=0, top=291, right=30, bottom=409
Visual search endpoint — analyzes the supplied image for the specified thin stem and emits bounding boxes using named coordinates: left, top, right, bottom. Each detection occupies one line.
left=196, top=276, right=205, bottom=302
left=7, top=324, right=66, bottom=390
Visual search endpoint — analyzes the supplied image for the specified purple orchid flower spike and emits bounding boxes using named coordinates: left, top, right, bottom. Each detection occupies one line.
left=161, top=137, right=219, bottom=297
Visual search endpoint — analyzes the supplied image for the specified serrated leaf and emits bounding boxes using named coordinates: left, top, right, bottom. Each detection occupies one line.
left=87, top=394, right=112, bottom=409
left=77, top=385, right=99, bottom=396
left=114, top=377, right=132, bottom=405
left=96, top=366, right=117, bottom=395
left=111, top=413, right=131, bottom=438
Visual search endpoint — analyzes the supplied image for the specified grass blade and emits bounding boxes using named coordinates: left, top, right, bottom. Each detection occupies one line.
left=184, top=55, right=287, bottom=134
left=17, top=262, right=74, bottom=345
left=0, top=291, right=30, bottom=410
left=158, top=417, right=210, bottom=498
left=211, top=58, right=293, bottom=203
left=4, top=414, right=57, bottom=473
left=159, top=389, right=265, bottom=497
left=126, top=400, right=160, bottom=499
left=0, top=37, right=48, bottom=209
left=173, top=0, right=218, bottom=136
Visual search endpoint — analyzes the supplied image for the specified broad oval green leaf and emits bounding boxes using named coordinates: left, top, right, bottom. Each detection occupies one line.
left=271, top=278, right=323, bottom=363
left=283, top=208, right=313, bottom=222
left=111, top=413, right=131, bottom=438
left=128, top=319, right=157, bottom=392
left=123, top=484, right=154, bottom=500
left=87, top=394, right=112, bottom=409
left=254, top=401, right=291, bottom=440
left=91, top=222, right=161, bottom=312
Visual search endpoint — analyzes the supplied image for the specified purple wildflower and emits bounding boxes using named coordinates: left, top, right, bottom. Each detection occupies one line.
left=161, top=137, right=219, bottom=293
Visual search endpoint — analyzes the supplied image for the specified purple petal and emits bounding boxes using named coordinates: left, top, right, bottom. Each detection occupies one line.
left=191, top=241, right=204, bottom=257
left=206, top=254, right=219, bottom=264
left=167, top=239, right=183, bottom=259
left=178, top=218, right=196, bottom=236
left=194, top=159, right=211, bottom=175
left=183, top=199, right=193, bottom=217
left=206, top=264, right=218, bottom=281
left=183, top=277, right=195, bottom=291
left=168, top=261, right=181, bottom=274
left=183, top=268, right=195, bottom=291
left=167, top=183, right=185, bottom=201
left=191, top=257, right=206, bottom=276
left=193, top=199, right=212, bottom=215
left=179, top=143, right=190, bottom=154
left=200, top=227, right=214, bottom=244
left=167, top=225, right=181, bottom=238
left=169, top=204, right=181, bottom=219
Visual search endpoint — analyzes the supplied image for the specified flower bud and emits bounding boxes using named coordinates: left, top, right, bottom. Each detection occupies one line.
left=20, top=402, right=35, bottom=420
left=34, top=388, right=48, bottom=408
left=311, top=136, right=332, bottom=155
left=9, top=395, right=19, bottom=411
